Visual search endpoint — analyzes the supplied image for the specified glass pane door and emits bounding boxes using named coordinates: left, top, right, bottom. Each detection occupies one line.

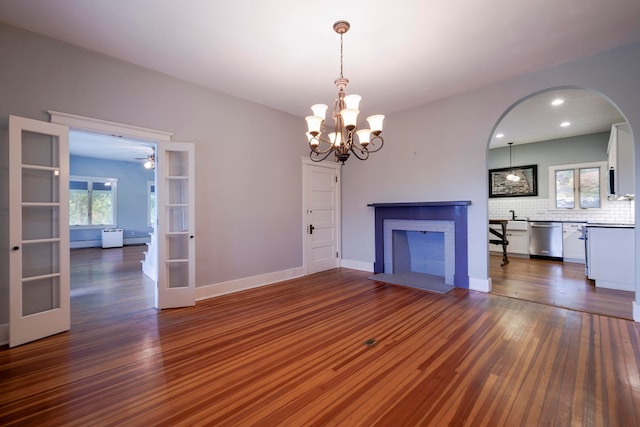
left=156, top=143, right=195, bottom=308
left=9, top=115, right=70, bottom=347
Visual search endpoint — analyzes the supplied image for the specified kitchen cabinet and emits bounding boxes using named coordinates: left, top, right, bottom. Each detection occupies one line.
left=489, top=221, right=529, bottom=255
left=587, top=225, right=635, bottom=291
left=607, top=122, right=634, bottom=197
left=562, top=222, right=585, bottom=263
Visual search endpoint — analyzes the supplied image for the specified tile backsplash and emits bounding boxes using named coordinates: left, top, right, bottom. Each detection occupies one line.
left=489, top=198, right=635, bottom=224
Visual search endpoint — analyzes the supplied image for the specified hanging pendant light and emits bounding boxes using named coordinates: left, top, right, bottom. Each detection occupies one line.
left=506, top=142, right=520, bottom=182
left=305, top=21, right=385, bottom=164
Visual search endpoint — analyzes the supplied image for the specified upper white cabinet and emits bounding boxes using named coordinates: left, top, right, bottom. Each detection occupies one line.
left=607, top=122, right=634, bottom=197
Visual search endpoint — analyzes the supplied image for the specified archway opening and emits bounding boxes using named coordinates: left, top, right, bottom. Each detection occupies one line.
left=486, top=87, right=635, bottom=319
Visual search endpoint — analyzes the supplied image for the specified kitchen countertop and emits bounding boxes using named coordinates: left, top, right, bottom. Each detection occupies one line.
left=490, top=218, right=635, bottom=227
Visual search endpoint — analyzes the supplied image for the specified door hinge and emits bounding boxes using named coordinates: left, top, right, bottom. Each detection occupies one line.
left=336, top=251, right=339, bottom=258
left=335, top=176, right=338, bottom=183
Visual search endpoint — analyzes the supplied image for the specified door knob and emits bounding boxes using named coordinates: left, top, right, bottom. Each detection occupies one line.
left=12, top=246, right=19, bottom=251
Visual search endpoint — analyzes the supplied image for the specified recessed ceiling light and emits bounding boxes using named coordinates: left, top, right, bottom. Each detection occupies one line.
left=495, top=133, right=504, bottom=138
left=551, top=98, right=564, bottom=106
left=560, top=121, right=571, bottom=127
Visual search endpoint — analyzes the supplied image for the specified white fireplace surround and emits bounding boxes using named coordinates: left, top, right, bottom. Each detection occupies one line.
left=383, top=219, right=455, bottom=285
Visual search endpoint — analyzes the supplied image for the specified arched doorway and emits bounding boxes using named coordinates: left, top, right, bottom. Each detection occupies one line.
left=486, top=87, right=636, bottom=319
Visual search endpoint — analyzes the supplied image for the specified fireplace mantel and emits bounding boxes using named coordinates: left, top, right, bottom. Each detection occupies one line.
left=368, top=201, right=471, bottom=288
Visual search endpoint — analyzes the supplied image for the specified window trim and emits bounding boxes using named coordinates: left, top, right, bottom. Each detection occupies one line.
left=548, top=161, right=608, bottom=211
left=69, top=175, right=118, bottom=228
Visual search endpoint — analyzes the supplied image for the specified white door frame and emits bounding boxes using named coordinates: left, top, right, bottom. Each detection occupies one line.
left=49, top=111, right=175, bottom=308
left=301, top=158, right=341, bottom=274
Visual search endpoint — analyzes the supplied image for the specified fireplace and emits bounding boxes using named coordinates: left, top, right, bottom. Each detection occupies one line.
left=368, top=201, right=470, bottom=289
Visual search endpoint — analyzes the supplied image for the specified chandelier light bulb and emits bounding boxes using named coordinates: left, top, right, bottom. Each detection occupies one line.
left=306, top=132, right=319, bottom=147
left=144, top=160, right=153, bottom=169
left=343, top=94, right=361, bottom=110
left=311, top=104, right=328, bottom=120
left=356, top=129, right=371, bottom=146
left=340, top=108, right=359, bottom=130
left=305, top=115, right=322, bottom=136
left=328, top=132, right=342, bottom=146
left=367, top=115, right=385, bottom=134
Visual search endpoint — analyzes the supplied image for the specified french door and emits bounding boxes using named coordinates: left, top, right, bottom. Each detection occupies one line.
left=156, top=142, right=195, bottom=308
left=9, top=115, right=70, bottom=347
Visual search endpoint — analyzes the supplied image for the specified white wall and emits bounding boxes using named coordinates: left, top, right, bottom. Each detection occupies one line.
left=341, top=43, right=640, bottom=297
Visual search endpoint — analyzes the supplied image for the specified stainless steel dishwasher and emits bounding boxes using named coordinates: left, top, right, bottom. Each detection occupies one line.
left=529, top=222, right=563, bottom=260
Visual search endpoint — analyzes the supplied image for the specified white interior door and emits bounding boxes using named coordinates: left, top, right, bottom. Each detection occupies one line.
left=303, top=160, right=340, bottom=274
left=9, top=115, right=70, bottom=347
left=156, top=142, right=195, bottom=308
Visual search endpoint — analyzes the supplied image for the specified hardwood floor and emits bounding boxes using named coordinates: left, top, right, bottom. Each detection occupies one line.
left=2, top=247, right=640, bottom=425
left=490, top=254, right=635, bottom=320
left=68, top=245, right=155, bottom=324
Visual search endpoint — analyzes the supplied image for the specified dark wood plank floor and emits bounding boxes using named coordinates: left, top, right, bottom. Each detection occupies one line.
left=490, top=254, right=635, bottom=320
left=1, top=247, right=640, bottom=425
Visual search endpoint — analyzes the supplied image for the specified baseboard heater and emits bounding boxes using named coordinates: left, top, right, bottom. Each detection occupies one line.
left=102, top=228, right=123, bottom=248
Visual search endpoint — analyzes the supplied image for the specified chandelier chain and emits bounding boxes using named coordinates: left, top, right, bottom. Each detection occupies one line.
left=340, top=33, right=344, bottom=79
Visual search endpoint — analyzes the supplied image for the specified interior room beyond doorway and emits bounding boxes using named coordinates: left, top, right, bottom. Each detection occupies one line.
left=490, top=255, right=634, bottom=319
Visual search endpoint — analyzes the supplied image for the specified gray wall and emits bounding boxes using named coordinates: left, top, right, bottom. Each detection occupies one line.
left=340, top=43, right=640, bottom=293
left=488, top=132, right=609, bottom=198
left=0, top=22, right=307, bottom=325
left=1, top=20, right=640, bottom=323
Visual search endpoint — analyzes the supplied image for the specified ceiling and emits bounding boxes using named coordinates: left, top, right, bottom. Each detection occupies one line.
left=70, top=131, right=154, bottom=163
left=1, top=0, right=639, bottom=158
left=490, top=88, right=625, bottom=148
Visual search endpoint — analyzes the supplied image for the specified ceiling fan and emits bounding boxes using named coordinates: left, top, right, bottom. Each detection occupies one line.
left=134, top=153, right=155, bottom=169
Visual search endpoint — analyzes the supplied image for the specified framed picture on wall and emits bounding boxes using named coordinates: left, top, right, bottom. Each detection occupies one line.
left=488, top=164, right=538, bottom=198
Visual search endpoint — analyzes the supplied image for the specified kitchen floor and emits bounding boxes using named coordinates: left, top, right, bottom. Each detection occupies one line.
left=490, top=254, right=634, bottom=320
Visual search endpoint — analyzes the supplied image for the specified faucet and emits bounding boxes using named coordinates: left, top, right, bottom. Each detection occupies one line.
left=509, top=210, right=516, bottom=220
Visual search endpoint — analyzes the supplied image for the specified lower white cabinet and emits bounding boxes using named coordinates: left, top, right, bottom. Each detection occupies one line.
left=588, top=226, right=634, bottom=291
left=562, top=222, right=586, bottom=263
left=506, top=229, right=529, bottom=255
left=489, top=221, right=529, bottom=255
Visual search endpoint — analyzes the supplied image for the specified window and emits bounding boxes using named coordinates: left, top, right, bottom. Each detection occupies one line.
left=550, top=162, right=606, bottom=210
left=69, top=176, right=118, bottom=226
left=147, top=180, right=156, bottom=227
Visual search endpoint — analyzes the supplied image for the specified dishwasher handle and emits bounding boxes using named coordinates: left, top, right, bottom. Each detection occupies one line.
left=530, top=224, right=561, bottom=228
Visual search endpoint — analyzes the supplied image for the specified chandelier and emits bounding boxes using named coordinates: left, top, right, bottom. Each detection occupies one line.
left=305, top=20, right=385, bottom=163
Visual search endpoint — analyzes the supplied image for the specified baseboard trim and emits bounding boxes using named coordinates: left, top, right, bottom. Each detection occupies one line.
left=124, top=237, right=150, bottom=245
left=196, top=267, right=305, bottom=301
left=70, top=240, right=101, bottom=249
left=633, top=301, right=640, bottom=322
left=469, top=277, right=491, bottom=293
left=340, top=259, right=374, bottom=272
left=70, top=238, right=150, bottom=249
left=595, top=280, right=634, bottom=292
left=0, top=323, right=8, bottom=346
